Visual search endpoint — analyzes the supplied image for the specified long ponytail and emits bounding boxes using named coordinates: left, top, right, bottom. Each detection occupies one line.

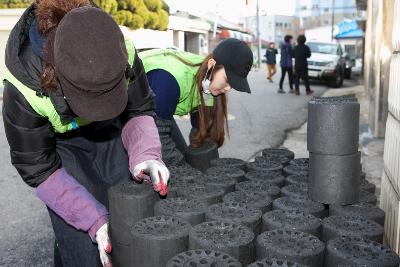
left=191, top=54, right=229, bottom=148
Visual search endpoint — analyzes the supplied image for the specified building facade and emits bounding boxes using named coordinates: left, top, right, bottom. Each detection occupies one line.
left=121, top=14, right=211, bottom=55
left=361, top=0, right=400, bottom=254
left=296, top=0, right=359, bottom=29
left=245, top=15, right=300, bottom=44
left=171, top=10, right=254, bottom=54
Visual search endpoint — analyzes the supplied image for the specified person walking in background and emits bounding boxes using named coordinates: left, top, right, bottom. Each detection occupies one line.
left=265, top=42, right=278, bottom=82
left=293, top=34, right=314, bottom=95
left=278, top=35, right=294, bottom=93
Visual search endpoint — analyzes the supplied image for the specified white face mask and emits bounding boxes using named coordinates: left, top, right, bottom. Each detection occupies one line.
left=201, top=63, right=215, bottom=95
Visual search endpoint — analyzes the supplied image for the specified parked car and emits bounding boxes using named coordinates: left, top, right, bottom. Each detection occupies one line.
left=306, top=41, right=347, bottom=88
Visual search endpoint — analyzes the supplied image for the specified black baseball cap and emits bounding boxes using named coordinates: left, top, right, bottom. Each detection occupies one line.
left=213, top=38, right=253, bottom=93
left=54, top=7, right=129, bottom=121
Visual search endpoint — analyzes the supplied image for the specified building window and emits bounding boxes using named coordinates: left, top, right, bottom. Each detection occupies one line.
left=324, top=20, right=329, bottom=25
left=324, top=8, right=329, bottom=12
left=301, top=5, right=307, bottom=10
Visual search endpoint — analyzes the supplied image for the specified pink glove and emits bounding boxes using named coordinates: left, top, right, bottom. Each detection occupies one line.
left=122, top=116, right=170, bottom=195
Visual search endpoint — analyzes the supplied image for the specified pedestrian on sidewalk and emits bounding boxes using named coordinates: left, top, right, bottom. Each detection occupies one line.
left=2, top=2, right=169, bottom=266
left=293, top=34, right=314, bottom=95
left=278, top=35, right=294, bottom=94
left=265, top=42, right=278, bottom=82
left=139, top=38, right=253, bottom=166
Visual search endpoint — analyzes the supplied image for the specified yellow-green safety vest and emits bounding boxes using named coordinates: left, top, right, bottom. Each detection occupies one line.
left=139, top=49, right=209, bottom=116
left=3, top=39, right=136, bottom=134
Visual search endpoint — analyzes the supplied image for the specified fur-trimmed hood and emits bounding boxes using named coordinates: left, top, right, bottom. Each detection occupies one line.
left=4, top=1, right=92, bottom=121
left=5, top=5, right=42, bottom=91
left=5, top=0, right=91, bottom=93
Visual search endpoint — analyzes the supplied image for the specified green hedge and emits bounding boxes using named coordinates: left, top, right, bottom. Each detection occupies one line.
left=0, top=0, right=33, bottom=8
left=94, top=0, right=169, bottom=30
left=0, top=0, right=169, bottom=31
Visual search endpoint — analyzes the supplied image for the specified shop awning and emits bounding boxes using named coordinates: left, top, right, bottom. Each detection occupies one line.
left=220, top=30, right=254, bottom=43
left=335, top=20, right=364, bottom=39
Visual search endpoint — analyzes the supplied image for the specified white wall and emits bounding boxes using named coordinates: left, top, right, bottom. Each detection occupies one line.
left=305, top=26, right=334, bottom=42
left=119, top=26, right=174, bottom=50
left=0, top=9, right=24, bottom=79
left=173, top=30, right=185, bottom=50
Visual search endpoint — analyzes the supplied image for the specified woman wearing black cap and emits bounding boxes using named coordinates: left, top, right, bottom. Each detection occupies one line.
left=139, top=38, right=253, bottom=166
left=2, top=1, right=169, bottom=266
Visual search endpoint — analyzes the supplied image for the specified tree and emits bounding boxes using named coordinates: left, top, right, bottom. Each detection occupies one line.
left=135, top=3, right=149, bottom=23
left=156, top=9, right=168, bottom=30
left=0, top=0, right=168, bottom=30
left=93, top=0, right=118, bottom=14
left=143, top=0, right=161, bottom=12
left=0, top=0, right=33, bottom=8
left=93, top=0, right=168, bottom=30
left=0, top=0, right=8, bottom=8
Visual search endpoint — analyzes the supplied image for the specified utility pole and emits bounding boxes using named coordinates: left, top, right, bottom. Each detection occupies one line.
left=331, top=0, right=335, bottom=41
left=213, top=2, right=220, bottom=39
left=213, top=12, right=219, bottom=39
left=256, top=0, right=261, bottom=68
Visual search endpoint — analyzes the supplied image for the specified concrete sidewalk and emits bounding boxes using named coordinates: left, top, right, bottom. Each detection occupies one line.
left=281, top=84, right=384, bottom=202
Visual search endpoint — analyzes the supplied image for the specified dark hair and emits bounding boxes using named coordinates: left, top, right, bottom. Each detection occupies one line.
left=191, top=54, right=229, bottom=148
left=284, top=35, right=293, bottom=43
left=297, top=35, right=306, bottom=44
left=35, top=0, right=91, bottom=93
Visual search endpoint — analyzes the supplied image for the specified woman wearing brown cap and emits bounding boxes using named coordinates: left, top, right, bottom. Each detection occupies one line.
left=139, top=38, right=253, bottom=166
left=2, top=1, right=169, bottom=266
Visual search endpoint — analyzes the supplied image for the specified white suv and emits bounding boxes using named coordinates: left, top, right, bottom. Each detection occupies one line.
left=307, top=42, right=347, bottom=88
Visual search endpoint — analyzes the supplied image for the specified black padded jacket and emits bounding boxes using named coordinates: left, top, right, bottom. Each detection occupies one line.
left=2, top=5, right=156, bottom=187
